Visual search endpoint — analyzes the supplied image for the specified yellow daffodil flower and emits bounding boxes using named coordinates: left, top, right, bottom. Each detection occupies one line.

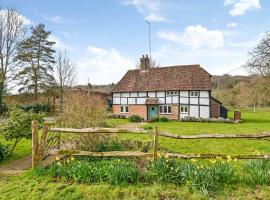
left=55, top=156, right=60, bottom=161
left=56, top=161, right=61, bottom=166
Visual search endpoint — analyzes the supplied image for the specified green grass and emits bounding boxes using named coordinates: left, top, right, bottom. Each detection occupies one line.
left=1, top=171, right=270, bottom=200
left=0, top=136, right=31, bottom=165
left=122, top=109, right=270, bottom=155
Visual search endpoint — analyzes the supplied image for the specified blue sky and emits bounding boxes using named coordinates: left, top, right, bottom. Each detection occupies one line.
left=1, top=0, right=270, bottom=84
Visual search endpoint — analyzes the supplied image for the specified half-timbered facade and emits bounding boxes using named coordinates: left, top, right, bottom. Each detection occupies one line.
left=112, top=55, right=225, bottom=121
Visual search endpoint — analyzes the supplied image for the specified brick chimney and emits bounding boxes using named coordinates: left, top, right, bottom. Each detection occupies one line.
left=140, top=54, right=150, bottom=71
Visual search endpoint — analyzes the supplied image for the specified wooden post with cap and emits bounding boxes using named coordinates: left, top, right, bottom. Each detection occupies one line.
left=153, top=126, right=158, bottom=161
left=32, top=120, right=39, bottom=168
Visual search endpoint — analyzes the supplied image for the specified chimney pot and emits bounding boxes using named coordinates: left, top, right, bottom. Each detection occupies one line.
left=140, top=54, right=150, bottom=71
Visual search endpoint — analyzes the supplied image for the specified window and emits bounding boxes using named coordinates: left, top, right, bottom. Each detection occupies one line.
left=190, top=91, right=199, bottom=97
left=166, top=91, right=178, bottom=96
left=159, top=105, right=172, bottom=114
left=120, top=105, right=128, bottom=113
left=180, top=105, right=188, bottom=113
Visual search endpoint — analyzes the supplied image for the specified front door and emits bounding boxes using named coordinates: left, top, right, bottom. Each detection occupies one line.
left=148, top=105, right=157, bottom=120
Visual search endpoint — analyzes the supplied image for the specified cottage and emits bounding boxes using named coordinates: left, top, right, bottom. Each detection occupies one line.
left=112, top=55, right=226, bottom=121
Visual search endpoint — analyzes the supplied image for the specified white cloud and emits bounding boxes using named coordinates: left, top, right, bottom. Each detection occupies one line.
left=227, top=22, right=238, bottom=28
left=158, top=25, right=224, bottom=49
left=224, top=0, right=260, bottom=16
left=145, top=13, right=166, bottom=22
left=77, top=46, right=135, bottom=84
left=0, top=9, right=32, bottom=25
left=49, top=35, right=71, bottom=50
left=123, top=0, right=167, bottom=22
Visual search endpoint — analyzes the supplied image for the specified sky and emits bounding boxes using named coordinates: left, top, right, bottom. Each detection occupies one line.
left=1, top=0, right=270, bottom=85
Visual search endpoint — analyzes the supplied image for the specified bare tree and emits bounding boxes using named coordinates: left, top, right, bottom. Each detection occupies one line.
left=245, top=32, right=270, bottom=81
left=0, top=8, right=26, bottom=113
left=55, top=49, right=76, bottom=108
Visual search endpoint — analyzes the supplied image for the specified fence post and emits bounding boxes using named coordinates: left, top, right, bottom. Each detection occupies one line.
left=32, top=120, right=39, bottom=168
left=56, top=133, right=61, bottom=149
left=153, top=126, right=158, bottom=161
left=37, top=122, right=48, bottom=162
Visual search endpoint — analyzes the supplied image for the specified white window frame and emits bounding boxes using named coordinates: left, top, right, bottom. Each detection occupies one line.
left=190, top=91, right=199, bottom=97
left=120, top=105, right=129, bottom=113
left=180, top=105, right=189, bottom=113
left=159, top=105, right=172, bottom=114
left=166, top=91, right=178, bottom=96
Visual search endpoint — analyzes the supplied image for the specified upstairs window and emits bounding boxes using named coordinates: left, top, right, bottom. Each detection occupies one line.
left=190, top=91, right=199, bottom=97
left=120, top=105, right=129, bottom=113
left=159, top=105, right=172, bottom=114
left=166, top=91, right=178, bottom=96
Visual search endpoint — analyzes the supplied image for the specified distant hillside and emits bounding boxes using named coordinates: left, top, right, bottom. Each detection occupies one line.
left=211, top=74, right=255, bottom=89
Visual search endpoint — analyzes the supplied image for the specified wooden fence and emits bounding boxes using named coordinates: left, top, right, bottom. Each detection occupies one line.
left=32, top=120, right=270, bottom=168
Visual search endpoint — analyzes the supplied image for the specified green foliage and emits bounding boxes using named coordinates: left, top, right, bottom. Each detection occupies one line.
left=3, top=107, right=44, bottom=156
left=149, top=116, right=170, bottom=122
left=16, top=23, right=56, bottom=98
left=180, top=116, right=233, bottom=123
left=107, top=114, right=126, bottom=119
left=243, top=159, right=270, bottom=185
left=145, top=157, right=236, bottom=196
left=19, top=103, right=51, bottom=113
left=128, top=114, right=144, bottom=122
left=106, top=159, right=140, bottom=184
left=143, top=125, right=153, bottom=130
left=46, top=158, right=139, bottom=185
left=0, top=143, right=9, bottom=161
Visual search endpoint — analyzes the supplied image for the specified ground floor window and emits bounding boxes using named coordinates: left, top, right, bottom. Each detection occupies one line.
left=120, top=105, right=129, bottom=113
left=159, top=105, right=172, bottom=114
left=180, top=105, right=188, bottom=113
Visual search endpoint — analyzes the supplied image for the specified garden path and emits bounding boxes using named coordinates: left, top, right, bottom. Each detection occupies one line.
left=0, top=155, right=32, bottom=175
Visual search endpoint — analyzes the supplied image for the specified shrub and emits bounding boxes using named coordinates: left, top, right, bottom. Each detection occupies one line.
left=3, top=107, right=44, bottom=156
left=19, top=103, right=51, bottom=113
left=180, top=116, right=234, bottom=123
left=149, top=116, right=170, bottom=123
left=128, top=114, right=143, bottom=122
left=243, top=159, right=270, bottom=185
left=159, top=116, right=170, bottom=122
left=143, top=125, right=153, bottom=130
left=0, top=143, right=9, bottom=162
left=58, top=93, right=107, bottom=128
left=107, top=114, right=126, bottom=119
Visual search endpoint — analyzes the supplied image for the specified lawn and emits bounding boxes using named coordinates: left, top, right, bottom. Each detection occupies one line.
left=0, top=137, right=31, bottom=165
left=1, top=108, right=270, bottom=199
left=122, top=108, right=270, bottom=155
left=1, top=170, right=270, bottom=200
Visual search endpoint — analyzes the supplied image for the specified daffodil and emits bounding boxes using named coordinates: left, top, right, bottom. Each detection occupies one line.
left=70, top=156, right=75, bottom=161
left=55, top=156, right=60, bottom=161
left=233, top=158, right=238, bottom=162
left=67, top=159, right=70, bottom=164
left=210, top=159, right=216, bottom=164
left=227, top=155, right=232, bottom=162
left=191, top=158, right=197, bottom=163
left=157, top=152, right=161, bottom=158
left=56, top=161, right=61, bottom=166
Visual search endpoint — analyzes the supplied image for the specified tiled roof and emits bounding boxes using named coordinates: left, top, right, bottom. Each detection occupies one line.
left=112, top=65, right=212, bottom=92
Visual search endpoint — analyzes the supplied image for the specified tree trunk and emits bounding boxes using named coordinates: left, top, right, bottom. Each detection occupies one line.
left=0, top=82, right=4, bottom=115
left=9, top=138, right=21, bottom=157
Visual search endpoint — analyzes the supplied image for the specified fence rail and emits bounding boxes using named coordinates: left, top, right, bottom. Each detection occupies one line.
left=32, top=120, right=270, bottom=168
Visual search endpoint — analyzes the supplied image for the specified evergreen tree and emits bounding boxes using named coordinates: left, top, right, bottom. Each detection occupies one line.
left=16, top=23, right=56, bottom=102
